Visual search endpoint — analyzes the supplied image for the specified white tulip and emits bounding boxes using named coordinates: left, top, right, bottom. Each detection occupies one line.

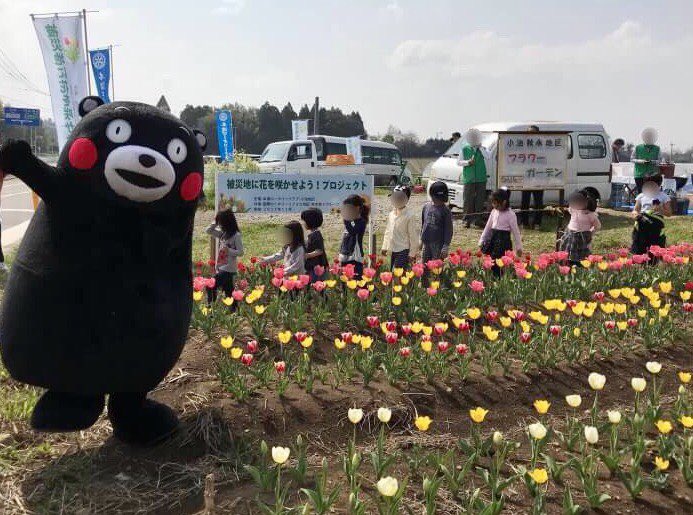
left=565, top=394, right=582, bottom=408
left=607, top=410, right=622, bottom=424
left=376, top=476, right=399, bottom=497
left=646, top=361, right=662, bottom=374
left=631, top=377, right=647, bottom=392
left=528, top=422, right=547, bottom=440
left=271, top=446, right=290, bottom=464
left=492, top=431, right=504, bottom=445
left=348, top=408, right=364, bottom=424
left=377, top=407, right=392, bottom=424
left=588, top=372, right=606, bottom=390
left=584, top=425, right=599, bottom=444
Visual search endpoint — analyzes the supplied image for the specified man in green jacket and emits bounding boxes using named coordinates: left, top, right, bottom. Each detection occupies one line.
left=631, top=127, right=661, bottom=194
left=457, top=128, right=488, bottom=227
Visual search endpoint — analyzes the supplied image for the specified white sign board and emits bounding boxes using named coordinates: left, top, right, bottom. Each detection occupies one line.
left=32, top=14, right=88, bottom=151
left=497, top=133, right=568, bottom=190
left=291, top=120, right=309, bottom=141
left=345, top=136, right=363, bottom=164
left=216, top=173, right=374, bottom=213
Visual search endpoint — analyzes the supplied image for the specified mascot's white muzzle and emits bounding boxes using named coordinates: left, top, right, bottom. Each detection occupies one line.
left=104, top=145, right=176, bottom=202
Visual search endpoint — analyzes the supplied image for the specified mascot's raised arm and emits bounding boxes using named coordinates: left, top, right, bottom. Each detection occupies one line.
left=0, top=97, right=206, bottom=445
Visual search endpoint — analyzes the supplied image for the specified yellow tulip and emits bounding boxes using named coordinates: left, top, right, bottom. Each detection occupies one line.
left=655, top=420, right=673, bottom=434
left=680, top=291, right=692, bottom=301
left=580, top=259, right=591, bottom=268
left=411, top=322, right=423, bottom=333
left=582, top=308, right=594, bottom=318
left=277, top=331, right=292, bottom=344
left=255, top=305, right=266, bottom=315
left=334, top=338, right=346, bottom=350
left=600, top=303, right=614, bottom=314
left=469, top=407, right=489, bottom=423
left=597, top=262, right=608, bottom=271
left=680, top=416, right=693, bottom=429
left=301, top=336, right=313, bottom=348
left=500, top=316, right=512, bottom=328
left=520, top=321, right=531, bottom=333
left=524, top=272, right=533, bottom=279
left=614, top=303, right=626, bottom=314
left=360, top=336, right=373, bottom=350
left=617, top=321, right=627, bottom=331
left=456, top=270, right=467, bottom=278
left=571, top=304, right=584, bottom=316
left=453, top=281, right=462, bottom=288
left=495, top=258, right=505, bottom=268
left=192, top=290, right=204, bottom=302
left=392, top=296, right=402, bottom=306
left=431, top=281, right=440, bottom=290
left=200, top=306, right=209, bottom=316
left=325, top=280, right=337, bottom=288
left=658, top=308, right=669, bottom=318
left=393, top=267, right=404, bottom=277
left=654, top=456, right=669, bottom=471
left=420, top=339, right=432, bottom=353
left=679, top=371, right=692, bottom=384
left=528, top=468, right=549, bottom=484
left=422, top=325, right=433, bottom=336
left=637, top=309, right=647, bottom=318
left=533, top=399, right=550, bottom=415
left=573, top=327, right=581, bottom=337
left=222, top=297, right=234, bottom=306
left=608, top=288, right=621, bottom=299
left=393, top=285, right=403, bottom=293
left=650, top=299, right=661, bottom=309
left=414, top=415, right=433, bottom=431
left=658, top=281, right=672, bottom=294
left=467, top=307, right=481, bottom=320
left=484, top=328, right=500, bottom=342
left=629, top=295, right=641, bottom=305
left=346, top=280, right=357, bottom=290
left=400, top=276, right=410, bottom=286
left=220, top=336, right=234, bottom=349
left=230, top=347, right=243, bottom=359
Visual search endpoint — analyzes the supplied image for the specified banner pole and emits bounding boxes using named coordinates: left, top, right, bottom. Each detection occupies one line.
left=82, top=8, right=92, bottom=95
left=109, top=45, right=115, bottom=100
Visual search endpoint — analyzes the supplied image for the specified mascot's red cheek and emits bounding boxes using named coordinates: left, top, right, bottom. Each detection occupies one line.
left=180, top=172, right=203, bottom=201
left=68, top=138, right=98, bottom=170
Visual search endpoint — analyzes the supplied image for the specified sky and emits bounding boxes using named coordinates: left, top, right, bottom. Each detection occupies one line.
left=1, top=0, right=693, bottom=149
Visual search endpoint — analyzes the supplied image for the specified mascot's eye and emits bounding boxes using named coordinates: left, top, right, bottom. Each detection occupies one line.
left=167, top=138, right=188, bottom=164
left=106, top=119, right=132, bottom=143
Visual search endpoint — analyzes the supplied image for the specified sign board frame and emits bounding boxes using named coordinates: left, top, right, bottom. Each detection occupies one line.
left=496, top=131, right=569, bottom=192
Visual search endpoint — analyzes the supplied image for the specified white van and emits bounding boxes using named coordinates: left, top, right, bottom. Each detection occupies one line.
left=429, top=122, right=612, bottom=208
left=257, top=136, right=410, bottom=186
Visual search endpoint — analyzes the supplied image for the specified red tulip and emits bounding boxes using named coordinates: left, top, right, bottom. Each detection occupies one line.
left=366, top=315, right=380, bottom=328
left=627, top=318, right=638, bottom=327
left=549, top=325, right=561, bottom=336
left=683, top=302, right=692, bottom=313
left=399, top=346, right=411, bottom=357
left=593, top=291, right=605, bottom=301
left=385, top=331, right=399, bottom=345
left=685, top=281, right=693, bottom=291
left=313, top=265, right=325, bottom=277
left=566, top=299, right=577, bottom=308
left=437, top=341, right=450, bottom=352
left=604, top=320, right=616, bottom=330
left=470, top=280, right=485, bottom=293
left=457, top=320, right=471, bottom=332
left=294, top=331, right=308, bottom=343
left=385, top=321, right=397, bottom=332
left=401, top=323, right=412, bottom=335
left=298, top=275, right=311, bottom=287
left=412, top=263, right=424, bottom=277
left=342, top=263, right=356, bottom=279
left=246, top=340, right=259, bottom=353
left=558, top=265, right=570, bottom=275
left=513, top=310, right=526, bottom=321
left=240, top=353, right=253, bottom=366
left=520, top=332, right=531, bottom=343
left=250, top=256, right=259, bottom=264
left=238, top=279, right=249, bottom=290
left=341, top=332, right=353, bottom=344
left=274, top=361, right=286, bottom=374
left=486, top=310, right=498, bottom=322
left=455, top=343, right=469, bottom=355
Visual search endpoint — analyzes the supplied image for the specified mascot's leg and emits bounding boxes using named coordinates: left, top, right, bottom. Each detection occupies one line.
left=31, top=391, right=105, bottom=432
left=107, top=393, right=179, bottom=445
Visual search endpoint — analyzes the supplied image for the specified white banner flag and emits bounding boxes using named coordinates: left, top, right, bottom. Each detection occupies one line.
left=291, top=119, right=309, bottom=141
left=32, top=14, right=88, bottom=150
left=346, top=136, right=363, bottom=164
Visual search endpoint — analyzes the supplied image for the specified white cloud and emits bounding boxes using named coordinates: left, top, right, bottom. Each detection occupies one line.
left=214, top=0, right=245, bottom=15
left=389, top=21, right=691, bottom=79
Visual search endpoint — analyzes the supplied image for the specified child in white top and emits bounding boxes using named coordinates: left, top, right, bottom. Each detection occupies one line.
left=262, top=221, right=306, bottom=275
left=559, top=189, right=601, bottom=265
left=479, top=189, right=522, bottom=276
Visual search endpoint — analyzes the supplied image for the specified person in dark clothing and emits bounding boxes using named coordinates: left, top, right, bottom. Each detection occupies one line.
left=420, top=181, right=453, bottom=262
left=519, top=189, right=544, bottom=229
left=339, top=195, right=369, bottom=279
left=301, top=207, right=329, bottom=282
left=611, top=138, right=625, bottom=163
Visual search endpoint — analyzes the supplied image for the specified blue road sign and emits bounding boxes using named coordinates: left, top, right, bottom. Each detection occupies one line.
left=3, top=107, right=41, bottom=127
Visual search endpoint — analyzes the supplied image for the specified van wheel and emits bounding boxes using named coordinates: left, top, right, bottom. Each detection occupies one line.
left=582, top=186, right=600, bottom=201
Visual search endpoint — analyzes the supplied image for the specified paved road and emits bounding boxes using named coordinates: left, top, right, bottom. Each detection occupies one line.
left=1, top=177, right=34, bottom=250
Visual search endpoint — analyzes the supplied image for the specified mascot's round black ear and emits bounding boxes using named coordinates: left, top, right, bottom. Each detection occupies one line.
left=193, top=129, right=207, bottom=151
left=78, top=96, right=105, bottom=117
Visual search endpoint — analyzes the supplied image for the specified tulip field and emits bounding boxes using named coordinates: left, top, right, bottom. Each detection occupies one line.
left=1, top=214, right=693, bottom=513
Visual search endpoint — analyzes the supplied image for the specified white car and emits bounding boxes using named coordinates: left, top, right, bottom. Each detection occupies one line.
left=429, top=122, right=613, bottom=208
left=257, top=135, right=411, bottom=186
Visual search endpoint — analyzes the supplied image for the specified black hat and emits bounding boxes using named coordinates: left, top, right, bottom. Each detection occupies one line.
left=429, top=181, right=449, bottom=201
left=390, top=184, right=412, bottom=198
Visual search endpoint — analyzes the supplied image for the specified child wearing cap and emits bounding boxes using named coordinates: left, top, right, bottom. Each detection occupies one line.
left=381, top=185, right=419, bottom=269
left=420, top=181, right=453, bottom=265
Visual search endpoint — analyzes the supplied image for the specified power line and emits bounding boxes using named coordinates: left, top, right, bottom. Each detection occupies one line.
left=0, top=47, right=49, bottom=96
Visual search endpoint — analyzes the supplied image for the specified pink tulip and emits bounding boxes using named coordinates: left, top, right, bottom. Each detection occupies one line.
left=273, top=268, right=285, bottom=280
left=363, top=267, right=376, bottom=279
left=470, top=280, right=485, bottom=293
left=426, top=287, right=438, bottom=296
left=232, top=290, right=245, bottom=301
left=312, top=281, right=326, bottom=292
left=271, top=277, right=283, bottom=288
left=313, top=265, right=325, bottom=277
left=380, top=272, right=393, bottom=285
left=357, top=288, right=370, bottom=301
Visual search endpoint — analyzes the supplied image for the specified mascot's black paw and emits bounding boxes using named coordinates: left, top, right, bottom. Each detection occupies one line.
left=0, top=139, right=33, bottom=171
left=31, top=391, right=105, bottom=432
left=108, top=393, right=179, bottom=446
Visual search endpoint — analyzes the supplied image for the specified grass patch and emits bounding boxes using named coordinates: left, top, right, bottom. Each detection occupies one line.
left=0, top=383, right=40, bottom=423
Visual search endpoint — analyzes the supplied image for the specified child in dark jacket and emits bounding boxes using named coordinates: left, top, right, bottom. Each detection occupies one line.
left=301, top=207, right=329, bottom=282
left=339, top=195, right=369, bottom=279
left=420, top=181, right=453, bottom=263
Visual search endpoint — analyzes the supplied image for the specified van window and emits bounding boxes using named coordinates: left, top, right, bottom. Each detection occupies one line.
left=577, top=134, right=606, bottom=159
left=363, top=145, right=398, bottom=165
left=288, top=143, right=312, bottom=161
left=325, top=142, right=347, bottom=156
left=312, top=137, right=326, bottom=160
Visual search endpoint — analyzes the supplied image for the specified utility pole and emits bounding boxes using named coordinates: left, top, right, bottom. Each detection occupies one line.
left=313, top=96, right=319, bottom=135
left=82, top=9, right=92, bottom=95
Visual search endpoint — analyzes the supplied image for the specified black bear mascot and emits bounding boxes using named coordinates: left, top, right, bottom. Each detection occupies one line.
left=0, top=97, right=206, bottom=445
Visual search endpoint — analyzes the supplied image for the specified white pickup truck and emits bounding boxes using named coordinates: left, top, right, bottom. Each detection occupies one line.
left=429, top=122, right=613, bottom=207
left=257, top=136, right=412, bottom=186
